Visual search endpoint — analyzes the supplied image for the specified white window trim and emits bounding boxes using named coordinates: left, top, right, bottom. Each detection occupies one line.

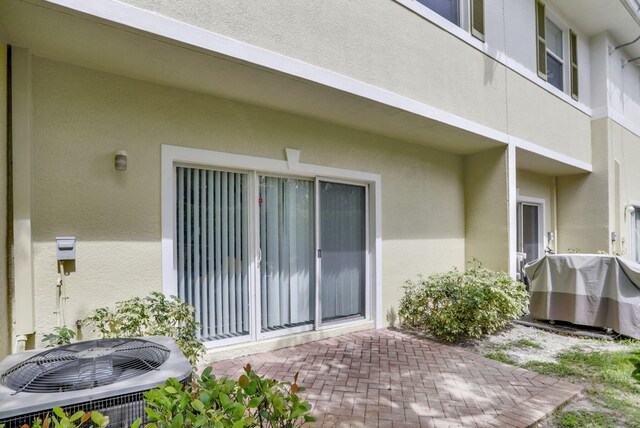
left=517, top=196, right=546, bottom=261
left=543, top=10, right=570, bottom=94
left=161, top=144, right=384, bottom=347
left=393, top=0, right=590, bottom=115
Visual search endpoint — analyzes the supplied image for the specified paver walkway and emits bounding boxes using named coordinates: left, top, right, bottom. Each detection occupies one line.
left=209, top=329, right=582, bottom=427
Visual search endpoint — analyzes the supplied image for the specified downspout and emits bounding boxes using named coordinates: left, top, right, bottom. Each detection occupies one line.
left=6, top=46, right=15, bottom=354
left=552, top=176, right=558, bottom=254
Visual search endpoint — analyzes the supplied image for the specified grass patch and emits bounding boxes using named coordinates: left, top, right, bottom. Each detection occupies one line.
left=554, top=409, right=616, bottom=428
left=496, top=338, right=543, bottom=351
left=521, top=360, right=582, bottom=378
left=523, top=347, right=640, bottom=427
left=484, top=351, right=517, bottom=365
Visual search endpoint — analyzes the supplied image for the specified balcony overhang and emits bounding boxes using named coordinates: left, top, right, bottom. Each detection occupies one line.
left=0, top=0, right=509, bottom=156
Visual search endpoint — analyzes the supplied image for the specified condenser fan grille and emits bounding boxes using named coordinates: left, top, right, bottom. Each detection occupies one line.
left=0, top=338, right=170, bottom=393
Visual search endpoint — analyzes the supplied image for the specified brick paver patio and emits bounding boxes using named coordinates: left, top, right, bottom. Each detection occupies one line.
left=209, top=329, right=582, bottom=427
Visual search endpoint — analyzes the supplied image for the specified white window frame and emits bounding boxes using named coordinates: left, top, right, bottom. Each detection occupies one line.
left=629, top=200, right=640, bottom=262
left=542, top=7, right=571, bottom=95
left=397, top=0, right=478, bottom=43
left=161, top=145, right=382, bottom=348
left=517, top=196, right=546, bottom=263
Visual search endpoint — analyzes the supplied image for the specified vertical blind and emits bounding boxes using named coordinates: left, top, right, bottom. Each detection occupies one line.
left=176, top=167, right=250, bottom=340
left=259, top=176, right=315, bottom=331
left=320, top=181, right=366, bottom=322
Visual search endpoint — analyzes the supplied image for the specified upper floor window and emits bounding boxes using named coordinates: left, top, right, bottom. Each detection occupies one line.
left=535, top=0, right=579, bottom=100
left=417, top=0, right=459, bottom=25
left=545, top=18, right=564, bottom=91
left=416, top=0, right=484, bottom=41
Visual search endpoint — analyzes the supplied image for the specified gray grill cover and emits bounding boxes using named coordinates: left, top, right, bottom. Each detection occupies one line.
left=524, top=255, right=640, bottom=339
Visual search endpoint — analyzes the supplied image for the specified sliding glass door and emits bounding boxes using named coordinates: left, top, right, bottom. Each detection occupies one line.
left=175, top=167, right=369, bottom=345
left=319, top=181, right=367, bottom=323
left=176, top=167, right=250, bottom=341
left=259, top=176, right=315, bottom=333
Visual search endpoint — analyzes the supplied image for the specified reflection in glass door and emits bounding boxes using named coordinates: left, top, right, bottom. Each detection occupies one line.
left=259, top=176, right=315, bottom=332
left=319, top=181, right=367, bottom=322
left=518, top=203, right=541, bottom=264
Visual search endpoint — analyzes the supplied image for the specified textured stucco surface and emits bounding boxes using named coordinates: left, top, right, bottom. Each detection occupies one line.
left=0, top=45, right=8, bottom=358
left=516, top=169, right=555, bottom=250
left=610, top=120, right=640, bottom=258
left=556, top=119, right=610, bottom=253
left=506, top=70, right=592, bottom=164
left=121, top=0, right=510, bottom=134
left=463, top=147, right=509, bottom=272
left=29, top=57, right=466, bottom=344
left=118, top=0, right=592, bottom=163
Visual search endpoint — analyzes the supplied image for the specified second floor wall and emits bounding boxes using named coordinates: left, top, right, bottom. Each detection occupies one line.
left=119, top=0, right=598, bottom=162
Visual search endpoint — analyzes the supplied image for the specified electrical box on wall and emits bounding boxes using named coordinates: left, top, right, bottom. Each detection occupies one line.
left=56, top=237, right=76, bottom=261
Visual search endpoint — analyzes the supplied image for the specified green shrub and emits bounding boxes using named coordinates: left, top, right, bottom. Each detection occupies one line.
left=83, top=292, right=205, bottom=366
left=398, top=261, right=528, bottom=342
left=141, top=364, right=315, bottom=427
left=42, top=325, right=76, bottom=347
left=2, top=407, right=110, bottom=428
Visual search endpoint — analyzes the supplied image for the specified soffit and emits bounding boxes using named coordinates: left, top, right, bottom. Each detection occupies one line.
left=0, top=0, right=504, bottom=156
left=550, top=0, right=640, bottom=59
left=516, top=148, right=588, bottom=176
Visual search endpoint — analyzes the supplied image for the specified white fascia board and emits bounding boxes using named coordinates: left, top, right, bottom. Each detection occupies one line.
left=45, top=0, right=508, bottom=145
left=509, top=136, right=593, bottom=173
left=48, top=0, right=591, bottom=174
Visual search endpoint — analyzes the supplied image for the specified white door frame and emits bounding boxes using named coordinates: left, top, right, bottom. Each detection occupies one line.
left=517, top=196, right=546, bottom=262
left=161, top=145, right=382, bottom=349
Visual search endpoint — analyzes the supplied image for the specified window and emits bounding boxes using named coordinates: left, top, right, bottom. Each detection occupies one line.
left=535, top=1, right=579, bottom=98
left=545, top=18, right=564, bottom=91
left=163, top=146, right=379, bottom=347
left=417, top=0, right=460, bottom=25
left=416, top=0, right=485, bottom=40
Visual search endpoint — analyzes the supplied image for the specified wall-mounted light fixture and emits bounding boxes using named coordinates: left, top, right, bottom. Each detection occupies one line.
left=115, top=150, right=127, bottom=171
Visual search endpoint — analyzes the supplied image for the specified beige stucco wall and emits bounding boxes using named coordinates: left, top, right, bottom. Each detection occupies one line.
left=0, top=45, right=8, bottom=358
left=506, top=70, right=592, bottom=164
left=610, top=121, right=640, bottom=258
left=463, top=147, right=509, bottom=272
left=556, top=119, right=610, bottom=253
left=122, top=0, right=509, bottom=134
left=117, top=0, right=592, bottom=165
left=516, top=169, right=555, bottom=251
left=28, top=57, right=466, bottom=344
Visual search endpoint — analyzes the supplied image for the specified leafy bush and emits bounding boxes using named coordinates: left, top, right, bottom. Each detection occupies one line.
left=398, top=261, right=528, bottom=342
left=141, top=364, right=315, bottom=427
left=42, top=325, right=76, bottom=347
left=83, top=292, right=205, bottom=366
left=0, top=407, right=110, bottom=428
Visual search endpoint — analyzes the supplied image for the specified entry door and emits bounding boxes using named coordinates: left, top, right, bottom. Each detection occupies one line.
left=518, top=203, right=542, bottom=263
left=318, top=181, right=367, bottom=323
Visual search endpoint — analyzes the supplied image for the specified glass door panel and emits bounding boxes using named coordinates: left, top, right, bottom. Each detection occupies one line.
left=176, top=167, right=250, bottom=341
left=520, top=203, right=540, bottom=263
left=319, top=181, right=366, bottom=322
left=259, top=176, right=315, bottom=332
